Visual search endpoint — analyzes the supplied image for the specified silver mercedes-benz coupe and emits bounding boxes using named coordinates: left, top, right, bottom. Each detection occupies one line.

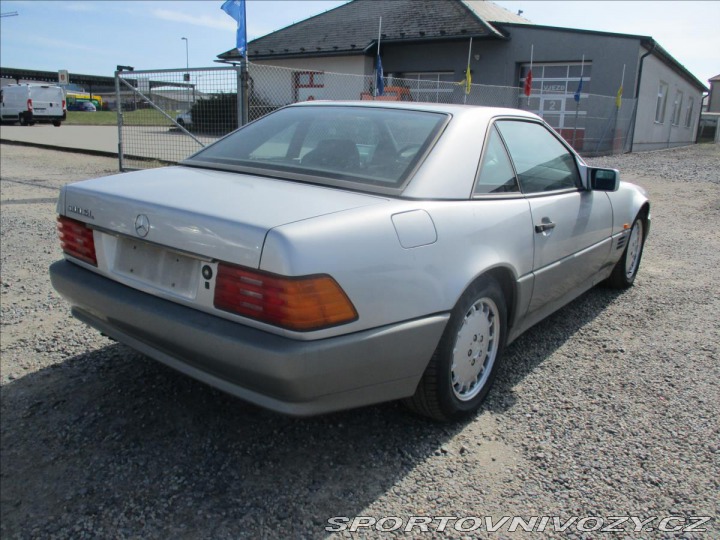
left=50, top=101, right=649, bottom=421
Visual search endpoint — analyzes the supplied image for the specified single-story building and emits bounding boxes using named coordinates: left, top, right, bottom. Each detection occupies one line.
left=219, top=0, right=707, bottom=153
left=707, top=73, right=720, bottom=113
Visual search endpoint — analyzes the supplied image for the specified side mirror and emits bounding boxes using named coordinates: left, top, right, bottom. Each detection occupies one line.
left=590, top=167, right=619, bottom=192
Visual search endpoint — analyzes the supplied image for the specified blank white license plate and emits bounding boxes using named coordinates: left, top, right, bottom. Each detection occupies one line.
left=114, top=238, right=200, bottom=299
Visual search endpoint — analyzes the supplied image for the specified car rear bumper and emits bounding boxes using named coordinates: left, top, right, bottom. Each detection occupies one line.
left=18, top=111, right=65, bottom=123
left=50, top=260, right=448, bottom=416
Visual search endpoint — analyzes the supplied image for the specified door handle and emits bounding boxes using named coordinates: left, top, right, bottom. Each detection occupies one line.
left=535, top=220, right=556, bottom=233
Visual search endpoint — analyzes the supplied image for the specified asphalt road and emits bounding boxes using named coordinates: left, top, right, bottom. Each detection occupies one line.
left=0, top=124, right=219, bottom=166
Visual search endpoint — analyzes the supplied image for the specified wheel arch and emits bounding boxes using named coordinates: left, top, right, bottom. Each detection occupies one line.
left=464, top=265, right=517, bottom=331
left=637, top=202, right=651, bottom=239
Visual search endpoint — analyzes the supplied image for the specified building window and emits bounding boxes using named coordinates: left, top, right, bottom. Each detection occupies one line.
left=400, top=72, right=455, bottom=102
left=293, top=71, right=324, bottom=101
left=671, top=90, right=683, bottom=126
left=684, top=97, right=694, bottom=128
left=294, top=71, right=324, bottom=88
left=655, top=82, right=669, bottom=123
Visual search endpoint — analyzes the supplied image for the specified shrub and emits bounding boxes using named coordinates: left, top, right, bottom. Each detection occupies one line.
left=190, top=94, right=238, bottom=134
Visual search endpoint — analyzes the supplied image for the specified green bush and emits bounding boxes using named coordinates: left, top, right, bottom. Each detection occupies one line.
left=188, top=91, right=284, bottom=133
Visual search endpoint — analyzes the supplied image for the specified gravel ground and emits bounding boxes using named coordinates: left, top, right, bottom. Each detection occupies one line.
left=1, top=143, right=718, bottom=539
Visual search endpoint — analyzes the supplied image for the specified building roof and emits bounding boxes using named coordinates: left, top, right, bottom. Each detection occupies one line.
left=462, top=0, right=532, bottom=24
left=219, top=0, right=529, bottom=61
left=710, top=74, right=720, bottom=82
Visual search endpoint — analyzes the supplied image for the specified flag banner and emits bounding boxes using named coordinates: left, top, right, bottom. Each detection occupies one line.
left=615, top=85, right=623, bottom=108
left=465, top=66, right=472, bottom=95
left=574, top=77, right=583, bottom=102
left=376, top=55, right=384, bottom=96
left=221, top=0, right=247, bottom=56
left=524, top=70, right=532, bottom=97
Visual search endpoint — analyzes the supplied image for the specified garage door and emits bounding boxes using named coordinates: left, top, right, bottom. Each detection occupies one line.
left=519, top=62, right=592, bottom=150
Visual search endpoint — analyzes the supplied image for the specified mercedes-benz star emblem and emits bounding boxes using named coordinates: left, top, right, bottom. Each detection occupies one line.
left=134, top=214, right=150, bottom=238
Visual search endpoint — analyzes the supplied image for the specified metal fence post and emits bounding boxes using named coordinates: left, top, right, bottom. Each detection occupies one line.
left=114, top=71, right=124, bottom=171
left=235, top=64, right=247, bottom=127
left=237, top=61, right=249, bottom=126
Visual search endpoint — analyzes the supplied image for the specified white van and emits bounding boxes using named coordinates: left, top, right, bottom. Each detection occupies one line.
left=0, top=84, right=66, bottom=126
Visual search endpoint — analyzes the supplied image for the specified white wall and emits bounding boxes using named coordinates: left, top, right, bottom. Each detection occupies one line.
left=709, top=81, right=720, bottom=113
left=248, top=56, right=373, bottom=106
left=253, top=55, right=372, bottom=76
left=633, top=54, right=703, bottom=151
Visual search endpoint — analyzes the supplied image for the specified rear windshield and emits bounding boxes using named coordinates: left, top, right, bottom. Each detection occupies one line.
left=183, top=106, right=448, bottom=193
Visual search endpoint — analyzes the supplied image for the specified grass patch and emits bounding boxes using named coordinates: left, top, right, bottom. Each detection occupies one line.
left=64, top=109, right=180, bottom=126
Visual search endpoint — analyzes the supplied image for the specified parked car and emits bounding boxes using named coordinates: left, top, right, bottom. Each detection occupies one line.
left=76, top=101, right=96, bottom=112
left=175, top=111, right=192, bottom=128
left=0, top=84, right=66, bottom=126
left=50, top=102, right=649, bottom=421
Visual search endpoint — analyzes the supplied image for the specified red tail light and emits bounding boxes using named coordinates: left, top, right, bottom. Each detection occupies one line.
left=214, top=263, right=357, bottom=331
left=57, top=216, right=97, bottom=266
left=27, top=98, right=33, bottom=112
left=62, top=99, right=66, bottom=111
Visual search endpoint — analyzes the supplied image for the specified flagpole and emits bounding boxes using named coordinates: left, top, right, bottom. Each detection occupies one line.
left=572, top=54, right=584, bottom=148
left=374, top=17, right=382, bottom=99
left=463, top=37, right=473, bottom=104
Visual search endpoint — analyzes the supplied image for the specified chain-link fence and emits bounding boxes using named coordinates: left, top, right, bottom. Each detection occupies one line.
left=117, top=62, right=637, bottom=170
left=249, top=63, right=636, bottom=157
left=116, top=67, right=241, bottom=170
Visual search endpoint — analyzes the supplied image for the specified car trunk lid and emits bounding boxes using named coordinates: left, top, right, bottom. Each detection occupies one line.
left=60, top=165, right=387, bottom=269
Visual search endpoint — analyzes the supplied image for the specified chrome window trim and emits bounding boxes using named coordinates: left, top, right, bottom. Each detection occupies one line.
left=493, top=117, right=584, bottom=194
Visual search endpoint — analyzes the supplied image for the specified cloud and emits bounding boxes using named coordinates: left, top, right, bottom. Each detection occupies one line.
left=26, top=35, right=102, bottom=53
left=152, top=9, right=236, bottom=30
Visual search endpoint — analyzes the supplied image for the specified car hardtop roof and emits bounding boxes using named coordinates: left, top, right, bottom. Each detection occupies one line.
left=289, top=100, right=541, bottom=121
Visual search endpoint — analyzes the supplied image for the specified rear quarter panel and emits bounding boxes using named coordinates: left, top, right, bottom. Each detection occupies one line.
left=260, top=198, right=534, bottom=339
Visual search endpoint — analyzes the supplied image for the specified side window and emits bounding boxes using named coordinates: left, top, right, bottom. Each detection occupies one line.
left=495, top=120, right=581, bottom=194
left=655, top=82, right=669, bottom=123
left=248, top=122, right=298, bottom=160
left=474, top=125, right=519, bottom=194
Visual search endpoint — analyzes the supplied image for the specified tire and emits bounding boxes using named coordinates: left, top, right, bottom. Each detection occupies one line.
left=405, top=276, right=508, bottom=422
left=52, top=120, right=61, bottom=127
left=606, top=215, right=645, bottom=289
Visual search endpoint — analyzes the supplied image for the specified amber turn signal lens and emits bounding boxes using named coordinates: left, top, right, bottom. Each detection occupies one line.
left=214, top=262, right=358, bottom=331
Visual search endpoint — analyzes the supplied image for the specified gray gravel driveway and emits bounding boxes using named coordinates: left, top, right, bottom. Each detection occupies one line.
left=1, top=143, right=718, bottom=538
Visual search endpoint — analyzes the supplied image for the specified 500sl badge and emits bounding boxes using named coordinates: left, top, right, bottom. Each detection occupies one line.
left=67, top=205, right=95, bottom=220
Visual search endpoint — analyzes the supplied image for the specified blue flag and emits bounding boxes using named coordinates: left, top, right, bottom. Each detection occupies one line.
left=221, top=0, right=247, bottom=56
left=574, top=76, right=583, bottom=102
left=375, top=55, right=384, bottom=96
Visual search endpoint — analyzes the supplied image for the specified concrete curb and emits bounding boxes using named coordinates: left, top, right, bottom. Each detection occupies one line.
left=1, top=138, right=119, bottom=159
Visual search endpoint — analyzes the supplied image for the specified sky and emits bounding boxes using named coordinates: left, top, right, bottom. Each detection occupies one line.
left=1, top=1, right=718, bottom=88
